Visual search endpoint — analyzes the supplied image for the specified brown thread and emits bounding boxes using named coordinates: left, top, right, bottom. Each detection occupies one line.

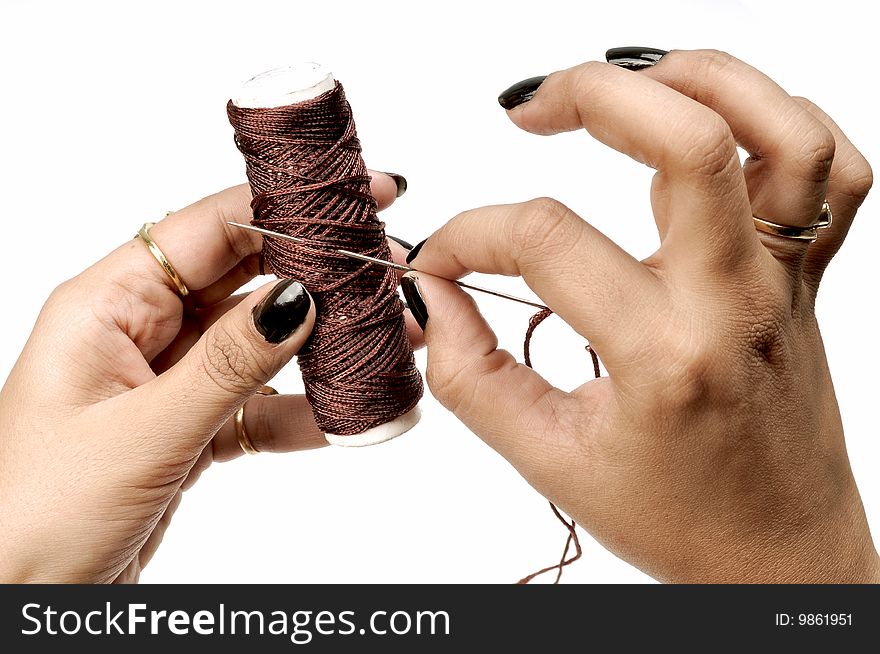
left=227, top=83, right=422, bottom=436
left=518, top=308, right=601, bottom=583
left=227, top=80, right=597, bottom=578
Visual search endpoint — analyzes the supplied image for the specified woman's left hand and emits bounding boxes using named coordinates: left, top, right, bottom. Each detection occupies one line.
left=0, top=173, right=412, bottom=583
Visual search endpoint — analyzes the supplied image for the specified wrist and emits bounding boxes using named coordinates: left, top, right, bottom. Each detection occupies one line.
left=658, top=486, right=879, bottom=583
left=730, top=501, right=878, bottom=583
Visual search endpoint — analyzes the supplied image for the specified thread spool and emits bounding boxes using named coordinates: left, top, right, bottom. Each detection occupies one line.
left=231, top=63, right=421, bottom=447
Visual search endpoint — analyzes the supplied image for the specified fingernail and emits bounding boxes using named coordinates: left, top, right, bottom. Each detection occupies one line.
left=400, top=275, right=428, bottom=330
left=605, top=46, right=668, bottom=70
left=498, top=75, right=547, bottom=110
left=405, top=238, right=427, bottom=265
left=381, top=172, right=408, bottom=197
left=253, top=279, right=311, bottom=344
left=387, top=234, right=414, bottom=251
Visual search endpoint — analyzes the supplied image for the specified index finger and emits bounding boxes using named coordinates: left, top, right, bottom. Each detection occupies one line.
left=109, top=171, right=404, bottom=298
left=505, top=61, right=760, bottom=276
left=407, top=198, right=660, bottom=371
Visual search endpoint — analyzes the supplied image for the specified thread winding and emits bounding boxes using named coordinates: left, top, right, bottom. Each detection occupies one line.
left=227, top=82, right=422, bottom=437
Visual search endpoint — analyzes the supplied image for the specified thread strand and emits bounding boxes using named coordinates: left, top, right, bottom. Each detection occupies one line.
left=519, top=308, right=600, bottom=583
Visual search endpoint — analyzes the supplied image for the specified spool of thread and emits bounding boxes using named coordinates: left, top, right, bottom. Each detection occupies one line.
left=228, top=63, right=422, bottom=447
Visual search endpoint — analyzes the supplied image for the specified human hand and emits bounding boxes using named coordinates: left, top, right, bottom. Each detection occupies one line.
left=0, top=172, right=414, bottom=583
left=400, top=50, right=879, bottom=582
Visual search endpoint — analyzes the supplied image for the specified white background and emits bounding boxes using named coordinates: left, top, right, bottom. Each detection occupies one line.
left=0, top=0, right=876, bottom=583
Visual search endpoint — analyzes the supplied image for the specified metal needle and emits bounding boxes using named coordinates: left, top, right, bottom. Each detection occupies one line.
left=227, top=221, right=548, bottom=310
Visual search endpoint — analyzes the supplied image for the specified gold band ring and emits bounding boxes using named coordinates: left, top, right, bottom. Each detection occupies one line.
left=235, top=385, right=279, bottom=455
left=752, top=201, right=833, bottom=243
left=136, top=222, right=190, bottom=297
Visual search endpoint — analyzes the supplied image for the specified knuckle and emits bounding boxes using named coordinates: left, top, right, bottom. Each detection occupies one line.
left=647, top=280, right=791, bottom=413
left=198, top=324, right=260, bottom=395
left=791, top=122, right=836, bottom=184
left=46, top=278, right=75, bottom=307
left=511, top=197, right=580, bottom=262
left=733, top=277, right=791, bottom=368
left=741, top=313, right=789, bottom=368
left=839, top=152, right=874, bottom=203
left=650, top=329, right=719, bottom=412
left=659, top=48, right=737, bottom=78
left=43, top=277, right=93, bottom=325
left=572, top=61, right=613, bottom=97
left=791, top=95, right=816, bottom=111
left=691, top=48, right=738, bottom=74
left=787, top=97, right=867, bottom=195
left=555, top=62, right=616, bottom=131
left=677, top=113, right=737, bottom=178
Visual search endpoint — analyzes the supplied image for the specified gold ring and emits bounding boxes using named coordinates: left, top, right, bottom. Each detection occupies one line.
left=235, top=385, right=279, bottom=455
left=136, top=222, right=189, bottom=296
left=752, top=201, right=833, bottom=243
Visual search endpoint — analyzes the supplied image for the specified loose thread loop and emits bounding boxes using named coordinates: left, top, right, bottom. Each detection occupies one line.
left=518, top=307, right=601, bottom=584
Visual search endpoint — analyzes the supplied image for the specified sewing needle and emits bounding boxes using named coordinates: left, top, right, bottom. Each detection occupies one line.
left=227, top=221, right=548, bottom=310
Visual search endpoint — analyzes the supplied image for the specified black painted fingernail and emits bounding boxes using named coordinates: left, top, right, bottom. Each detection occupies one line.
left=253, top=279, right=311, bottom=344
left=405, top=238, right=427, bottom=265
left=381, top=172, right=408, bottom=197
left=605, top=46, right=668, bottom=70
left=387, top=234, right=414, bottom=251
left=498, top=75, right=547, bottom=110
left=400, top=276, right=428, bottom=330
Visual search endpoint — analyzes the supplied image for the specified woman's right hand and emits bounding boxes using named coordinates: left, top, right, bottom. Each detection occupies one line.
left=400, top=50, right=879, bottom=582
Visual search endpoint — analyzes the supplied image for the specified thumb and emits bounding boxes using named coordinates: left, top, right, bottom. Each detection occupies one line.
left=127, top=278, right=315, bottom=454
left=400, top=272, right=564, bottom=473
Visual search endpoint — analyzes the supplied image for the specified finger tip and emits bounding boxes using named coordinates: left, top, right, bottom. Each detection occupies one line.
left=368, top=170, right=401, bottom=210
left=387, top=237, right=413, bottom=264
left=386, top=172, right=408, bottom=198
left=252, top=278, right=317, bottom=348
left=296, top=288, right=318, bottom=341
left=404, top=309, right=427, bottom=348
